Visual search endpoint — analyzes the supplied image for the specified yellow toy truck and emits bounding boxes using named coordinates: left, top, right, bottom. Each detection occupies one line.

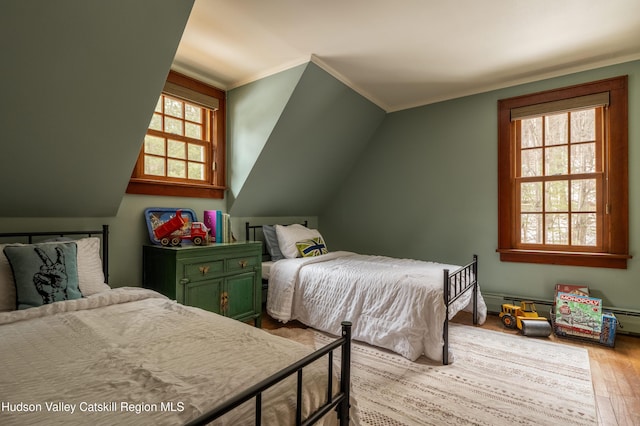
left=499, top=301, right=552, bottom=337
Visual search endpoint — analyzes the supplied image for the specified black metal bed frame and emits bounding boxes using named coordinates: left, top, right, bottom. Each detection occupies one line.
left=245, top=221, right=479, bottom=366
left=0, top=225, right=110, bottom=283
left=443, top=254, right=479, bottom=365
left=187, top=321, right=352, bottom=426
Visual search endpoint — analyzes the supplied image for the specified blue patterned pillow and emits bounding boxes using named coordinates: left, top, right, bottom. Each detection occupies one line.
left=3, top=242, right=82, bottom=310
left=295, top=237, right=328, bottom=257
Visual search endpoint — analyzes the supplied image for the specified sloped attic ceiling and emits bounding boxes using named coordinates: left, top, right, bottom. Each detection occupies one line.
left=0, top=0, right=194, bottom=217
left=227, top=62, right=385, bottom=217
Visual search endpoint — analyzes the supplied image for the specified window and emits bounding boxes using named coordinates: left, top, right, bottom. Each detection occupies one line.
left=497, top=76, right=629, bottom=268
left=127, top=71, right=226, bottom=198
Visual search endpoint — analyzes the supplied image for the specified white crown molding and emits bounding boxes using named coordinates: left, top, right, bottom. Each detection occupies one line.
left=310, top=54, right=390, bottom=112
left=226, top=56, right=313, bottom=90
left=388, top=52, right=640, bottom=112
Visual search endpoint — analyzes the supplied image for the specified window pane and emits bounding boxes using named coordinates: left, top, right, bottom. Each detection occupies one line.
left=545, top=213, right=568, bottom=244
left=521, top=148, right=542, bottom=177
left=545, top=181, right=568, bottom=212
left=154, top=97, right=162, bottom=113
left=188, top=144, right=204, bottom=162
left=571, top=142, right=595, bottom=174
left=168, top=140, right=186, bottom=159
left=521, top=117, right=542, bottom=148
left=144, top=155, right=165, bottom=176
left=164, top=97, right=183, bottom=118
left=185, top=104, right=202, bottom=123
left=545, top=113, right=568, bottom=146
left=144, top=135, right=165, bottom=156
left=521, top=214, right=542, bottom=244
left=571, top=179, right=597, bottom=212
left=149, top=113, right=162, bottom=131
left=571, top=109, right=595, bottom=143
left=164, top=117, right=183, bottom=135
left=188, top=162, right=205, bottom=180
left=545, top=145, right=567, bottom=175
left=167, top=159, right=186, bottom=178
left=186, top=122, right=202, bottom=139
left=571, top=213, right=597, bottom=246
left=520, top=182, right=542, bottom=212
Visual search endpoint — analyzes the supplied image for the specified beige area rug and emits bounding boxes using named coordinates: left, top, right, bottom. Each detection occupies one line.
left=271, top=323, right=597, bottom=426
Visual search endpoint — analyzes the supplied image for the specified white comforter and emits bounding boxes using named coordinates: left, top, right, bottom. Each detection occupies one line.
left=267, top=252, right=487, bottom=362
left=0, top=288, right=339, bottom=426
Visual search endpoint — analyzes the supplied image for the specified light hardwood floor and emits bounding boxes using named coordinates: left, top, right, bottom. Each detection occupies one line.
left=262, top=311, right=640, bottom=426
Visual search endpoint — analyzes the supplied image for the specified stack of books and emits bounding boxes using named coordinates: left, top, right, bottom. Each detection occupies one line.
left=203, top=210, right=234, bottom=243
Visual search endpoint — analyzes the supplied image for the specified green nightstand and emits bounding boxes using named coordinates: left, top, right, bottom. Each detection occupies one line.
left=143, top=242, right=263, bottom=327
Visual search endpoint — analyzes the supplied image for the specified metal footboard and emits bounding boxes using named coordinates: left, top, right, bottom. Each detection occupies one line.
left=442, top=254, right=478, bottom=365
left=186, top=321, right=352, bottom=426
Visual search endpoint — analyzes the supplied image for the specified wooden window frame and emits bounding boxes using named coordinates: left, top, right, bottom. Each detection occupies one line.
left=497, top=76, right=630, bottom=269
left=127, top=71, right=226, bottom=199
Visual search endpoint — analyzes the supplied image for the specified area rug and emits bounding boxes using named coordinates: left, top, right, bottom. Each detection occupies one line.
left=273, top=323, right=597, bottom=426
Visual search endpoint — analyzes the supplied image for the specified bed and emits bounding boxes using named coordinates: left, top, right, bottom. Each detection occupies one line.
left=0, top=226, right=352, bottom=425
left=246, top=222, right=487, bottom=365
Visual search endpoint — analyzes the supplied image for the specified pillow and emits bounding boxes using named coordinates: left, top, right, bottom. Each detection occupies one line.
left=296, top=236, right=328, bottom=257
left=0, top=244, right=17, bottom=312
left=0, top=237, right=109, bottom=312
left=275, top=224, right=323, bottom=259
left=262, top=225, right=284, bottom=261
left=75, top=237, right=111, bottom=296
left=3, top=242, right=82, bottom=310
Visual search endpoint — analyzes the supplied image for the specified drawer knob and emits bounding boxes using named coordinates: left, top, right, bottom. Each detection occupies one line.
left=238, top=260, right=248, bottom=268
left=199, top=265, right=210, bottom=275
left=220, top=291, right=229, bottom=313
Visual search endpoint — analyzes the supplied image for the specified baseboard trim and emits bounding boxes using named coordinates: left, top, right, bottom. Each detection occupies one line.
left=483, top=292, right=640, bottom=336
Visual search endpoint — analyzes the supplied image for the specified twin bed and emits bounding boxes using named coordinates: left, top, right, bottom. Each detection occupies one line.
left=246, top=222, right=487, bottom=365
left=0, top=226, right=351, bottom=425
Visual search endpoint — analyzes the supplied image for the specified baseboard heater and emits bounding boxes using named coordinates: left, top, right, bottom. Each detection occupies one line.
left=482, top=292, right=640, bottom=336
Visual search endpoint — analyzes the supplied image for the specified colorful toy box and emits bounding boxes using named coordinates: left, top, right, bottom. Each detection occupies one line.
left=551, top=283, right=617, bottom=347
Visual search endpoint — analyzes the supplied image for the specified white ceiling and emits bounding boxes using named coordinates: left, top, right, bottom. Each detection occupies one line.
left=173, top=0, right=640, bottom=112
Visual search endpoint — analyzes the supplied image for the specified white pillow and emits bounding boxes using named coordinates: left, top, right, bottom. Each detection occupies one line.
left=275, top=224, right=323, bottom=259
left=0, top=237, right=110, bottom=312
left=0, top=243, right=17, bottom=312
left=75, top=237, right=111, bottom=296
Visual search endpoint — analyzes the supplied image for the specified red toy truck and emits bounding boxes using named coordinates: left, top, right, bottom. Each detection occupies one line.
left=153, top=210, right=208, bottom=246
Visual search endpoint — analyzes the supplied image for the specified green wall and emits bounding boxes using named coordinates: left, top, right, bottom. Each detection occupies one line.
left=228, top=62, right=386, bottom=217
left=0, top=0, right=193, bottom=217
left=321, top=60, right=639, bottom=311
left=227, top=63, right=307, bottom=203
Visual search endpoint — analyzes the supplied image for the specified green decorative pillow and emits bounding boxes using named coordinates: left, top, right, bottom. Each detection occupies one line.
left=3, top=242, right=82, bottom=310
left=296, top=237, right=328, bottom=257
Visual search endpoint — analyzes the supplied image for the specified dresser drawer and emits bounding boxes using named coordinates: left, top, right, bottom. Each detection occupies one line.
left=183, top=259, right=224, bottom=282
left=226, top=254, right=259, bottom=272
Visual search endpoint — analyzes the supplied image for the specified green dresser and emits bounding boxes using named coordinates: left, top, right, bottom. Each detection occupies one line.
left=143, top=242, right=263, bottom=327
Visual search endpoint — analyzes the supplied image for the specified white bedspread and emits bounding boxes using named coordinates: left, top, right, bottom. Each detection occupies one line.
left=0, top=288, right=339, bottom=425
left=267, top=252, right=487, bottom=362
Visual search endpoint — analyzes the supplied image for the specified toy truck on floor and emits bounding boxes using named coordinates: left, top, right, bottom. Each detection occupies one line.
left=499, top=301, right=552, bottom=337
left=153, top=210, right=208, bottom=246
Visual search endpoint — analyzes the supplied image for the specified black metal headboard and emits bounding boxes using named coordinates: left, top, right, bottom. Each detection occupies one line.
left=0, top=225, right=110, bottom=283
